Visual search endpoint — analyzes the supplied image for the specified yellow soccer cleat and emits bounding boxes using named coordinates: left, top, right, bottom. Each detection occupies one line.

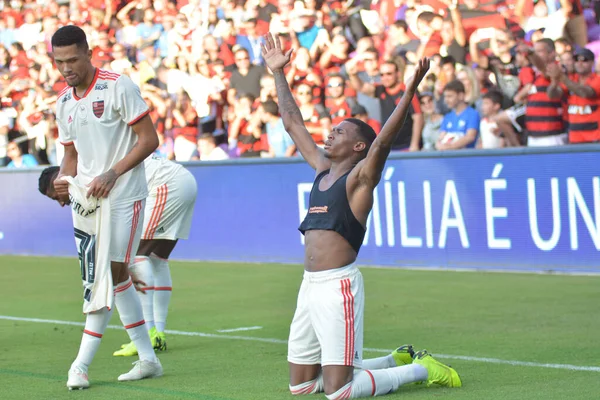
left=391, top=344, right=414, bottom=366
left=413, top=350, right=462, bottom=388
left=155, top=331, right=167, bottom=352
left=113, top=341, right=138, bottom=357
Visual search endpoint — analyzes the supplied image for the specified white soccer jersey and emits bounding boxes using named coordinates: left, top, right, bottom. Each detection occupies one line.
left=56, top=68, right=150, bottom=204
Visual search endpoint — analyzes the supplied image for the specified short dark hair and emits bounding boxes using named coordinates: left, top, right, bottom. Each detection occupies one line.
left=38, top=166, right=60, bottom=196
left=262, top=99, right=279, bottom=116
left=444, top=80, right=465, bottom=94
left=345, top=117, right=377, bottom=154
left=51, top=25, right=89, bottom=52
left=482, top=90, right=504, bottom=106
left=393, top=20, right=408, bottom=31
left=198, top=133, right=216, bottom=143
left=536, top=38, right=555, bottom=53
left=440, top=56, right=456, bottom=67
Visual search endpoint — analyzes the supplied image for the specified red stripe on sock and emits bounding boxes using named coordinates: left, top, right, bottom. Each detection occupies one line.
left=334, top=385, right=352, bottom=400
left=83, top=329, right=102, bottom=338
left=365, top=370, right=376, bottom=396
left=153, top=286, right=172, bottom=291
left=124, top=320, right=145, bottom=329
left=114, top=279, right=133, bottom=293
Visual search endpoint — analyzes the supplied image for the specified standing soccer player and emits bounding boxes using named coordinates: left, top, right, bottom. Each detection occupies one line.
left=51, top=25, right=163, bottom=389
left=114, top=155, right=198, bottom=356
left=262, top=33, right=461, bottom=399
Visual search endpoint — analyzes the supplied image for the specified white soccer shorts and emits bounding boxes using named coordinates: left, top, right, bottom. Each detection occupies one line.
left=142, top=169, right=197, bottom=241
left=287, top=263, right=364, bottom=368
left=110, top=198, right=145, bottom=264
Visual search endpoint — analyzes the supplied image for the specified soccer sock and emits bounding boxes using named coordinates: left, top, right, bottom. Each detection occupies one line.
left=361, top=355, right=397, bottom=370
left=130, top=256, right=155, bottom=330
left=289, top=372, right=324, bottom=395
left=324, top=365, right=428, bottom=399
left=114, top=278, right=157, bottom=362
left=72, top=307, right=113, bottom=372
left=150, top=253, right=172, bottom=333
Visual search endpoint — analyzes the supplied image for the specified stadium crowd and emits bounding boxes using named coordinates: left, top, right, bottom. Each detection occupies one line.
left=1, top=0, right=599, bottom=168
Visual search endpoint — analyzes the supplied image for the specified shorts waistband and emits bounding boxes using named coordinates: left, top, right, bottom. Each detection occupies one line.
left=303, top=263, right=358, bottom=283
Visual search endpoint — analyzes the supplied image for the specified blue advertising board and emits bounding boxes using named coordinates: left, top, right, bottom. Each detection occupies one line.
left=1, top=145, right=598, bottom=273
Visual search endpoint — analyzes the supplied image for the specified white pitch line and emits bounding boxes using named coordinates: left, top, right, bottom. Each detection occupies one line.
left=2, top=315, right=600, bottom=373
left=217, top=326, right=263, bottom=333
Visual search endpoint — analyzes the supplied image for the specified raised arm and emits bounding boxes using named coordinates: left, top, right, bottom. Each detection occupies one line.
left=261, top=33, right=329, bottom=171
left=356, top=58, right=430, bottom=187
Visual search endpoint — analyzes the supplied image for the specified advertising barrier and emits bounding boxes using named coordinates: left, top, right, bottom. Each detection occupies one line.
left=1, top=145, right=598, bottom=273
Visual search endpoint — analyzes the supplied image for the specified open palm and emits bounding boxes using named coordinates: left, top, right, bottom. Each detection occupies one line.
left=261, top=33, right=293, bottom=72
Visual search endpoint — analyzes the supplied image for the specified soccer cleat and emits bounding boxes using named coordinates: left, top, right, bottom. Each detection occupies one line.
left=113, top=341, right=138, bottom=357
left=67, top=366, right=90, bottom=390
left=413, top=350, right=462, bottom=388
left=391, top=344, right=414, bottom=366
left=155, top=331, right=167, bottom=351
left=118, top=358, right=163, bottom=381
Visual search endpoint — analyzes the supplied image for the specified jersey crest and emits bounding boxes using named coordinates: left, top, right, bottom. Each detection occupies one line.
left=92, top=100, right=105, bottom=118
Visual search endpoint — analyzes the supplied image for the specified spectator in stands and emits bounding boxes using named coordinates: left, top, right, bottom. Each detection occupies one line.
left=229, top=93, right=265, bottom=158
left=436, top=80, right=480, bottom=150
left=419, top=91, right=443, bottom=151
left=325, top=73, right=355, bottom=126
left=196, top=133, right=230, bottom=161
left=169, top=90, right=199, bottom=161
left=6, top=139, right=38, bottom=168
left=227, top=47, right=265, bottom=106
left=260, top=99, right=296, bottom=157
left=295, top=82, right=330, bottom=146
left=477, top=90, right=505, bottom=149
left=523, top=38, right=569, bottom=147
left=347, top=58, right=423, bottom=151
left=351, top=103, right=381, bottom=135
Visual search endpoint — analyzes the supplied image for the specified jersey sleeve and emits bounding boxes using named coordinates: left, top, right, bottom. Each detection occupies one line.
left=57, top=113, right=75, bottom=146
left=113, top=75, right=150, bottom=126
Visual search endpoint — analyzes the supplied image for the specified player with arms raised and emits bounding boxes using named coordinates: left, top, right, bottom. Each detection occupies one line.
left=51, top=25, right=163, bottom=389
left=262, top=33, right=461, bottom=399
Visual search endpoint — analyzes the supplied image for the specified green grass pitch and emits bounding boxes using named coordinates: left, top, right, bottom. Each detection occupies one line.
left=1, top=255, right=599, bottom=399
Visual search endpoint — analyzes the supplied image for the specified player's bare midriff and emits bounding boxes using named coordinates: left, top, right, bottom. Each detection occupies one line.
left=303, top=230, right=358, bottom=272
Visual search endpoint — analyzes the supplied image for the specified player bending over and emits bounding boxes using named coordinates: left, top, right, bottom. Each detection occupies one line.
left=114, top=155, right=198, bottom=356
left=50, top=25, right=162, bottom=390
left=262, top=33, right=461, bottom=399
left=40, top=155, right=198, bottom=357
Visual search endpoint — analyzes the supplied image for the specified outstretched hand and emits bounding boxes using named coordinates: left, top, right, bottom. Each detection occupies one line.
left=261, top=33, right=293, bottom=73
left=405, top=58, right=431, bottom=93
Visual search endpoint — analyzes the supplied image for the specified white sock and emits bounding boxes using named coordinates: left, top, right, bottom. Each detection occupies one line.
left=325, top=365, right=428, bottom=399
left=114, top=278, right=157, bottom=362
left=130, top=256, right=155, bottom=331
left=72, top=307, right=113, bottom=372
left=361, top=355, right=396, bottom=370
left=289, top=372, right=324, bottom=395
left=150, top=253, right=172, bottom=333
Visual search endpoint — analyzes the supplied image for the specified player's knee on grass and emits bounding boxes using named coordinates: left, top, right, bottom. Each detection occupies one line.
left=289, top=373, right=324, bottom=395
left=322, top=366, right=354, bottom=396
left=111, top=262, right=129, bottom=284
left=324, top=381, right=353, bottom=400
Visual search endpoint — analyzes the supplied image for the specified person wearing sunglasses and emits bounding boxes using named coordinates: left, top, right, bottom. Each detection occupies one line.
left=547, top=47, right=600, bottom=144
